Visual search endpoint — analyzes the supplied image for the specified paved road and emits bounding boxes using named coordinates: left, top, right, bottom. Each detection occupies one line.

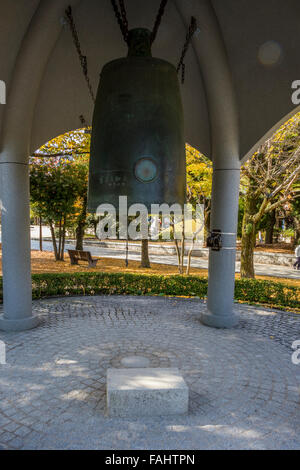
left=1, top=228, right=298, bottom=279
left=30, top=239, right=300, bottom=280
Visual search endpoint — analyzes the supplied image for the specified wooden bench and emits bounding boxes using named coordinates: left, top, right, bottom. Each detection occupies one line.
left=68, top=250, right=99, bottom=268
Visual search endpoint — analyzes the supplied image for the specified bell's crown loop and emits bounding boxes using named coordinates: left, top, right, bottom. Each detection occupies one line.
left=127, top=28, right=152, bottom=57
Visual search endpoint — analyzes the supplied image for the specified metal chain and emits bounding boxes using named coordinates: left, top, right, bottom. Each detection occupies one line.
left=65, top=6, right=96, bottom=103
left=119, top=0, right=128, bottom=33
left=177, top=16, right=197, bottom=84
left=79, top=115, right=92, bottom=134
left=111, top=0, right=129, bottom=43
left=79, top=114, right=87, bottom=127
left=181, top=63, right=186, bottom=85
left=110, top=0, right=169, bottom=46
left=151, top=0, right=169, bottom=44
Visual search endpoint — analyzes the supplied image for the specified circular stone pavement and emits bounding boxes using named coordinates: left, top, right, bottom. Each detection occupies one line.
left=0, top=296, right=299, bottom=450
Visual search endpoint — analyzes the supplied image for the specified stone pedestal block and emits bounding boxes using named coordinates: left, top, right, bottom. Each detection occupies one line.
left=107, top=368, right=189, bottom=417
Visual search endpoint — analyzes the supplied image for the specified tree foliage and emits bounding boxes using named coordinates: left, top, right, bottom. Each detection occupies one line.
left=186, top=143, right=212, bottom=203
left=240, top=112, right=300, bottom=277
left=30, top=129, right=90, bottom=260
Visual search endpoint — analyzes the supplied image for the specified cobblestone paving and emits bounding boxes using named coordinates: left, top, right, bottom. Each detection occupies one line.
left=0, top=296, right=299, bottom=450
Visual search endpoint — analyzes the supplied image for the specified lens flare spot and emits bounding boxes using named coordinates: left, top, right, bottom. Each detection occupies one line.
left=258, top=40, right=282, bottom=66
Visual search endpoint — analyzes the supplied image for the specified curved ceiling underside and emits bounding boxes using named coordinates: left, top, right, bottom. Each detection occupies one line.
left=0, top=0, right=299, bottom=160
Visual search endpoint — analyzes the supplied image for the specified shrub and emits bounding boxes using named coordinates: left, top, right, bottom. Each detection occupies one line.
left=0, top=273, right=298, bottom=311
left=234, top=278, right=299, bottom=309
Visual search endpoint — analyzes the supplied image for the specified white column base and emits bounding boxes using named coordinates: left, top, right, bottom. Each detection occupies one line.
left=201, top=311, right=238, bottom=329
left=0, top=315, right=40, bottom=332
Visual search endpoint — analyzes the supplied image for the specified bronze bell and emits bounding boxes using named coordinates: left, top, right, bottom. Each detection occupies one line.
left=88, top=28, right=186, bottom=213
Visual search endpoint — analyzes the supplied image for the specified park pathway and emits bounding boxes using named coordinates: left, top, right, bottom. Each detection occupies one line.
left=29, top=239, right=300, bottom=280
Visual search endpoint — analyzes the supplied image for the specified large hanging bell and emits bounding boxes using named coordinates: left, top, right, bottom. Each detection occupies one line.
left=88, top=28, right=186, bottom=213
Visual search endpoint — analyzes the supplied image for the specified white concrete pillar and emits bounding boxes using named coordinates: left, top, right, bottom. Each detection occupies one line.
left=201, top=165, right=240, bottom=328
left=0, top=161, right=38, bottom=331
left=0, top=0, right=80, bottom=331
left=173, top=0, right=241, bottom=328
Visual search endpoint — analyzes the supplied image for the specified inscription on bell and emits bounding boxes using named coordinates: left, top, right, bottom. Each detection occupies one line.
left=99, top=173, right=128, bottom=187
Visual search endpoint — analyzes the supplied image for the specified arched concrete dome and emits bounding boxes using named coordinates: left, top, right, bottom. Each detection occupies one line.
left=1, top=0, right=300, bottom=161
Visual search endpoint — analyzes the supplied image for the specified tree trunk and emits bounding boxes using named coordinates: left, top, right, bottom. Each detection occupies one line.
left=75, top=194, right=87, bottom=251
left=293, top=217, right=300, bottom=246
left=60, top=217, right=66, bottom=261
left=174, top=239, right=183, bottom=274
left=76, top=222, right=85, bottom=250
left=39, top=217, right=43, bottom=252
left=180, top=221, right=185, bottom=275
left=186, top=224, right=204, bottom=275
left=265, top=210, right=276, bottom=244
left=240, top=191, right=258, bottom=278
left=240, top=228, right=256, bottom=278
left=172, top=216, right=183, bottom=274
left=140, top=239, right=150, bottom=268
left=203, top=201, right=211, bottom=248
left=58, top=218, right=62, bottom=259
left=49, top=222, right=59, bottom=261
left=51, top=216, right=66, bottom=261
left=186, top=238, right=195, bottom=275
left=125, top=239, right=129, bottom=267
